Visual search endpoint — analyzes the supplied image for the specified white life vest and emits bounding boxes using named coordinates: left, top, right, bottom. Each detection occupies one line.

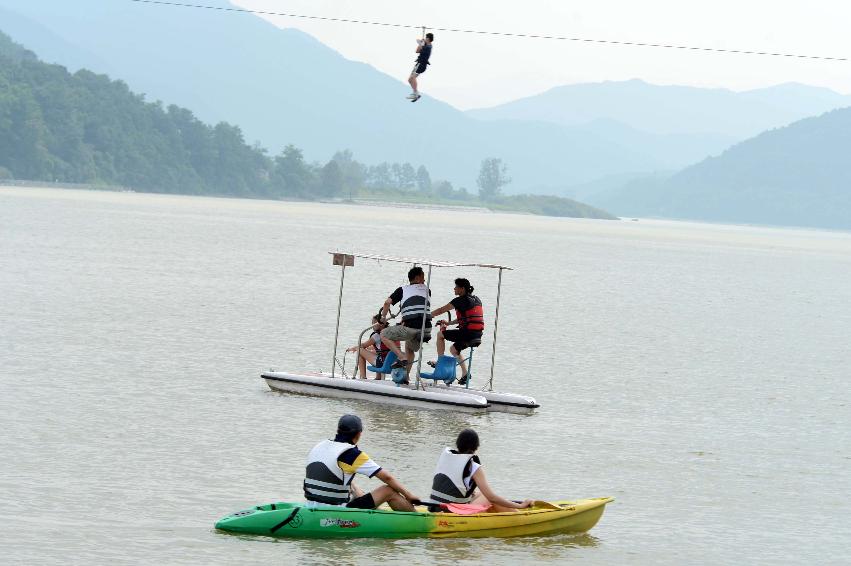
left=400, top=283, right=432, bottom=328
left=303, top=439, right=354, bottom=504
left=429, top=447, right=479, bottom=504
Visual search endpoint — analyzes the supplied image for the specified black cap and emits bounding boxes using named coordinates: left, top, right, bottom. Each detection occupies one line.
left=337, top=414, right=363, bottom=435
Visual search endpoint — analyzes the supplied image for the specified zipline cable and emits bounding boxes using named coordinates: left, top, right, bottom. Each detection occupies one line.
left=128, top=0, right=848, bottom=62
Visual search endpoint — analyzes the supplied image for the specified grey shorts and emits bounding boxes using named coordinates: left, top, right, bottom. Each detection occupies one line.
left=382, top=325, right=430, bottom=352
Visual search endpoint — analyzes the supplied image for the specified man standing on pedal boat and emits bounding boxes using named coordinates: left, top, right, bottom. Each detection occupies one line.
left=380, top=266, right=433, bottom=383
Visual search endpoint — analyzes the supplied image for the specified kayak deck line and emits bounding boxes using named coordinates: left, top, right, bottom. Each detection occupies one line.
left=215, top=497, right=613, bottom=539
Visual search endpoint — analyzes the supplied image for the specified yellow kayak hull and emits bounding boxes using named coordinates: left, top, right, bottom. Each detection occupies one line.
left=424, top=498, right=613, bottom=539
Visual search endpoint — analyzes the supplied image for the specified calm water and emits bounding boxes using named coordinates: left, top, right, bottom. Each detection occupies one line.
left=1, top=187, right=849, bottom=565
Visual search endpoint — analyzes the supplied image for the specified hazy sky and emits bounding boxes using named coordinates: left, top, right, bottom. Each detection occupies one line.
left=234, top=0, right=850, bottom=109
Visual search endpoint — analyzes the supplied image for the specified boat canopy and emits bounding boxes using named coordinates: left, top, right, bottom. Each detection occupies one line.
left=329, top=251, right=512, bottom=271
left=328, top=250, right=511, bottom=393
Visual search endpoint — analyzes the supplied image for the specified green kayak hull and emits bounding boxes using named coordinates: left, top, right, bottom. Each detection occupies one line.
left=215, top=498, right=612, bottom=539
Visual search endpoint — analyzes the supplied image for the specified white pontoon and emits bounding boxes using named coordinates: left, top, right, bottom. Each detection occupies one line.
left=262, top=252, right=539, bottom=413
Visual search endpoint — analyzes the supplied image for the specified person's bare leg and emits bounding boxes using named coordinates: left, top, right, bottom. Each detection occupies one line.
left=399, top=336, right=419, bottom=380
left=436, top=330, right=446, bottom=356
left=381, top=335, right=404, bottom=359
left=357, top=353, right=366, bottom=379
left=408, top=74, right=418, bottom=93
left=369, top=485, right=415, bottom=511
left=449, top=344, right=467, bottom=379
left=404, top=346, right=415, bottom=380
left=451, top=345, right=468, bottom=379
left=358, top=348, right=377, bottom=379
left=387, top=492, right=416, bottom=511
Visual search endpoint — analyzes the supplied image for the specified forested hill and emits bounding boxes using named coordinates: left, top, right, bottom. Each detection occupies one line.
left=595, top=107, right=851, bottom=229
left=0, top=31, right=284, bottom=196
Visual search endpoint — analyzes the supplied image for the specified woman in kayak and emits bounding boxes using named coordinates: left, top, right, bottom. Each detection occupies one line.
left=429, top=428, right=533, bottom=512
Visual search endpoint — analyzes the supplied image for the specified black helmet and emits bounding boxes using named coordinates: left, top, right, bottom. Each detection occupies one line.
left=337, top=414, right=363, bottom=435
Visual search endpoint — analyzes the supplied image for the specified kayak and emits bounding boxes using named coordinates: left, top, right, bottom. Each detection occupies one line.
left=215, top=497, right=612, bottom=539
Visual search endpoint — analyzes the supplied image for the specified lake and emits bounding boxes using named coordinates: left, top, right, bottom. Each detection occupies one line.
left=1, top=187, right=849, bottom=564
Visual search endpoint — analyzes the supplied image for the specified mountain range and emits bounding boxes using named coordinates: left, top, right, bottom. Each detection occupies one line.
left=1, top=0, right=849, bottom=195
left=586, top=107, right=851, bottom=229
left=467, top=79, right=851, bottom=139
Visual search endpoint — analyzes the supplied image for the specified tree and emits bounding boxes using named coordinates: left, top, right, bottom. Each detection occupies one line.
left=332, top=149, right=365, bottom=196
left=433, top=179, right=454, bottom=198
left=476, top=158, right=510, bottom=201
left=399, top=163, right=416, bottom=190
left=416, top=165, right=432, bottom=194
left=272, top=145, right=316, bottom=197
left=366, top=162, right=392, bottom=189
left=319, top=159, right=344, bottom=198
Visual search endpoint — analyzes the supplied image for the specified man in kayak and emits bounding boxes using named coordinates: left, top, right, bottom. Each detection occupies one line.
left=407, top=32, right=434, bottom=102
left=304, top=414, right=419, bottom=511
left=429, top=428, right=533, bottom=512
left=380, top=266, right=432, bottom=383
left=429, top=278, right=484, bottom=386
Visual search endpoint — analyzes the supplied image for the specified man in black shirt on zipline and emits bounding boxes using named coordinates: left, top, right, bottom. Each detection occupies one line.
left=407, top=32, right=434, bottom=102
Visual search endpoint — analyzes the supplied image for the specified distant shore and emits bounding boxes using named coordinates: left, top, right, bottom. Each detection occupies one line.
left=0, top=180, right=617, bottom=220
left=0, top=179, right=134, bottom=192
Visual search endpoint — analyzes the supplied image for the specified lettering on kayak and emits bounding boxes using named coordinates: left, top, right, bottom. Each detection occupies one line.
left=319, top=518, right=362, bottom=528
left=437, top=520, right=469, bottom=528
left=289, top=514, right=303, bottom=528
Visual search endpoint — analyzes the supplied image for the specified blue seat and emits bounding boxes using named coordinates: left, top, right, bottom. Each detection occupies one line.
left=366, top=351, right=397, bottom=374
left=420, top=355, right=458, bottom=384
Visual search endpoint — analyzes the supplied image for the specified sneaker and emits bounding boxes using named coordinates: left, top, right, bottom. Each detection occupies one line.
left=410, top=94, right=422, bottom=103
left=391, top=359, right=409, bottom=369
left=406, top=93, right=416, bottom=99
left=426, top=360, right=437, bottom=368
left=457, top=374, right=469, bottom=386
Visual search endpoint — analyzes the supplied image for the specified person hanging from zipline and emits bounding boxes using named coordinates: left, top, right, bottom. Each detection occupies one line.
left=407, top=32, right=434, bottom=102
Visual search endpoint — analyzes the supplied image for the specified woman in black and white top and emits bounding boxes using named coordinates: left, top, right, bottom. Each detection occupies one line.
left=429, top=428, right=533, bottom=512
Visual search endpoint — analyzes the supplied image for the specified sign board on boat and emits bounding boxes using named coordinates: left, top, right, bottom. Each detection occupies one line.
left=332, top=253, right=354, bottom=267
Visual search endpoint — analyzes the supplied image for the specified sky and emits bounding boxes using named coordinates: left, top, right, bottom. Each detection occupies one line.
left=233, top=0, right=851, bottom=109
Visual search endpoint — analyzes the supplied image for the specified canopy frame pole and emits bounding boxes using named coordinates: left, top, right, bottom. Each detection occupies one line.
left=331, top=262, right=347, bottom=378
left=488, top=267, right=504, bottom=391
left=414, top=263, right=432, bottom=390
